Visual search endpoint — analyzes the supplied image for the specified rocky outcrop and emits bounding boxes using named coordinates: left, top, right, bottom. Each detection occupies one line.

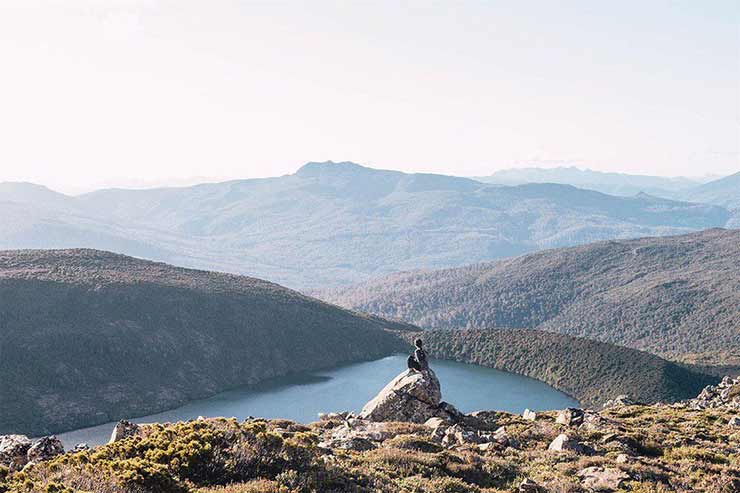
left=360, top=368, right=461, bottom=423
left=26, top=436, right=64, bottom=464
left=689, top=375, right=740, bottom=410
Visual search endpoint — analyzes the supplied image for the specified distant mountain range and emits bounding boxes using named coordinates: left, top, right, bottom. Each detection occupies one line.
left=677, top=171, right=740, bottom=209
left=0, top=162, right=733, bottom=288
left=318, top=229, right=740, bottom=364
left=472, top=166, right=714, bottom=198
left=0, top=249, right=413, bottom=436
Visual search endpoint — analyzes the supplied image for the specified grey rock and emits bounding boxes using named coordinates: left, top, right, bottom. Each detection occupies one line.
left=519, top=478, right=544, bottom=492
left=27, top=436, right=64, bottom=463
left=556, top=408, right=585, bottom=426
left=602, top=395, right=640, bottom=409
left=0, top=434, right=32, bottom=471
left=548, top=433, right=584, bottom=453
left=578, top=466, right=630, bottom=491
left=73, top=443, right=90, bottom=452
left=522, top=409, right=537, bottom=421
left=109, top=420, right=140, bottom=443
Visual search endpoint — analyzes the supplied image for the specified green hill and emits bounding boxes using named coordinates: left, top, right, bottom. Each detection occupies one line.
left=319, top=229, right=740, bottom=363
left=0, top=249, right=413, bottom=436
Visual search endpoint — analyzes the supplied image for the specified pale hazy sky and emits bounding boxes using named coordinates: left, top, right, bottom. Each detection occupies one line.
left=1, top=1, right=738, bottom=193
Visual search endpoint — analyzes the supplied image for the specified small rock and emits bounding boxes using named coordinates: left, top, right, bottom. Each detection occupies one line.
left=73, top=443, right=89, bottom=452
left=319, top=436, right=376, bottom=451
left=424, top=417, right=447, bottom=429
left=109, top=420, right=140, bottom=443
left=465, top=410, right=499, bottom=431
left=556, top=408, right=585, bottom=426
left=578, top=466, right=630, bottom=490
left=523, top=409, right=537, bottom=421
left=729, top=416, right=740, bottom=427
left=477, top=442, right=495, bottom=452
left=603, top=395, right=640, bottom=409
left=27, top=436, right=64, bottom=463
left=615, top=453, right=630, bottom=464
left=493, top=426, right=509, bottom=445
left=519, top=478, right=544, bottom=492
left=548, top=433, right=583, bottom=453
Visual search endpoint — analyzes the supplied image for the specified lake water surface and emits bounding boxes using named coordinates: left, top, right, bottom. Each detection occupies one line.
left=58, top=355, right=578, bottom=448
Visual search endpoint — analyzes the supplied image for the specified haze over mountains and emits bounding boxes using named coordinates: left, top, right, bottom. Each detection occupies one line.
left=0, top=162, right=734, bottom=288
left=319, top=229, right=740, bottom=364
left=473, top=167, right=711, bottom=197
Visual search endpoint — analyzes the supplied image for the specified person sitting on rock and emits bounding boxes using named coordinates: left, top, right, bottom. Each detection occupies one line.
left=407, top=338, right=428, bottom=372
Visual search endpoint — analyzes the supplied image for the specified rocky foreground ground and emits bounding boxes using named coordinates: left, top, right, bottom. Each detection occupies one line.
left=1, top=372, right=739, bottom=492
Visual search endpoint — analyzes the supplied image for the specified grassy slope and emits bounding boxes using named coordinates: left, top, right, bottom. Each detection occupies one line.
left=0, top=249, right=413, bottom=436
left=3, top=404, right=739, bottom=493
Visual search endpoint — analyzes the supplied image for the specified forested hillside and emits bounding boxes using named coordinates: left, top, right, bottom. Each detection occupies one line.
left=320, top=229, right=740, bottom=363
left=0, top=162, right=731, bottom=288
left=414, top=329, right=717, bottom=407
left=0, top=249, right=413, bottom=436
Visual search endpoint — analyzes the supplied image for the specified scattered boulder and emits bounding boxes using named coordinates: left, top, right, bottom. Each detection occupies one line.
left=729, top=416, right=740, bottom=427
left=548, top=433, right=584, bottom=453
left=615, top=453, right=631, bottom=464
left=0, top=435, right=32, bottom=471
left=26, top=436, right=64, bottom=463
left=523, top=409, right=537, bottom=421
left=577, top=466, right=630, bottom=491
left=519, top=478, right=544, bottom=492
left=73, top=443, right=90, bottom=452
left=556, top=408, right=585, bottom=426
left=109, top=420, right=140, bottom=443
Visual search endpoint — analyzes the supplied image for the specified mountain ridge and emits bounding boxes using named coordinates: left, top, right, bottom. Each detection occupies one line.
left=0, top=162, right=731, bottom=288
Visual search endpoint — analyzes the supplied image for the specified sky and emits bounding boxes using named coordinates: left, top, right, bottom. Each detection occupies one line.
left=0, top=0, right=738, bottom=194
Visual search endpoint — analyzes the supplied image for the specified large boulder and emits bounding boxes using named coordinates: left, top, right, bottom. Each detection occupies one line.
left=360, top=368, right=448, bottom=423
